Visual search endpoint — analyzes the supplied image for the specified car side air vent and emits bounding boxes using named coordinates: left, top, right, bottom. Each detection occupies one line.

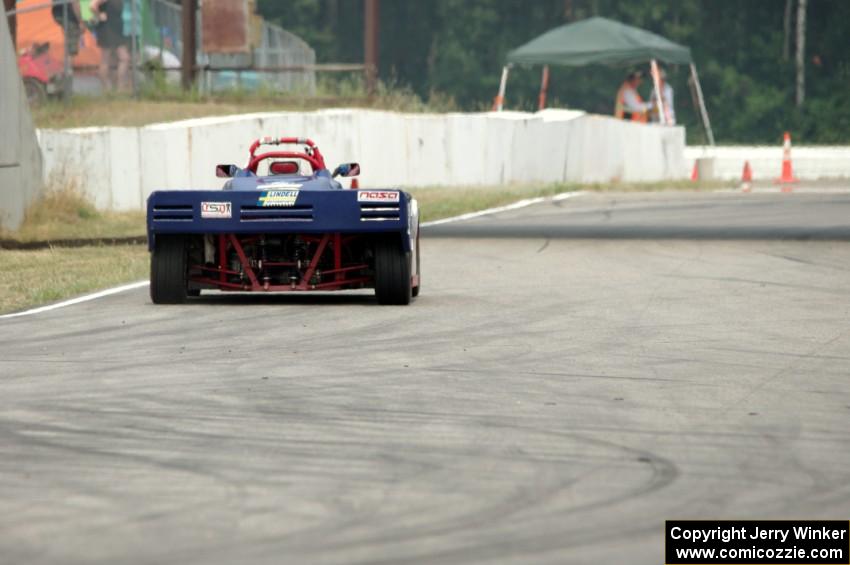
left=240, top=205, right=314, bottom=222
left=152, top=204, right=193, bottom=221
left=359, top=203, right=400, bottom=222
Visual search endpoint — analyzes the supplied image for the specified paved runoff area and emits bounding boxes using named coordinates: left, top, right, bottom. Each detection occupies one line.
left=2, top=190, right=850, bottom=564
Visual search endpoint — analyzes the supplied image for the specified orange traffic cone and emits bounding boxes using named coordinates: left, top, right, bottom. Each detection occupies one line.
left=350, top=178, right=359, bottom=189
left=690, top=161, right=699, bottom=182
left=741, top=161, right=752, bottom=192
left=776, top=131, right=798, bottom=191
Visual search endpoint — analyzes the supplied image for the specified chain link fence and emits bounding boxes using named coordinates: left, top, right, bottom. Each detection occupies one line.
left=146, top=0, right=315, bottom=94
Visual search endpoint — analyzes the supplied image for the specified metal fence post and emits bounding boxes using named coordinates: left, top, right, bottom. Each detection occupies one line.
left=61, top=0, right=71, bottom=103
left=130, top=0, right=139, bottom=97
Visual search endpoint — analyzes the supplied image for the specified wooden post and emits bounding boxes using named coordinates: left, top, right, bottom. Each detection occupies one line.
left=795, top=0, right=807, bottom=107
left=537, top=65, right=550, bottom=111
left=181, top=0, right=197, bottom=90
left=364, top=0, right=379, bottom=96
left=649, top=59, right=665, bottom=125
left=689, top=63, right=715, bottom=146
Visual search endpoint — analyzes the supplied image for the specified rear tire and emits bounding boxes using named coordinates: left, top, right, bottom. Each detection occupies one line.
left=411, top=228, right=421, bottom=298
left=374, top=237, right=411, bottom=305
left=150, top=235, right=189, bottom=304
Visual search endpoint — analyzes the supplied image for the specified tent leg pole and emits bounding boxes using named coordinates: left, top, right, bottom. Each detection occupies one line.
left=537, top=65, right=549, bottom=111
left=690, top=63, right=715, bottom=146
left=493, top=65, right=510, bottom=112
left=649, top=59, right=666, bottom=125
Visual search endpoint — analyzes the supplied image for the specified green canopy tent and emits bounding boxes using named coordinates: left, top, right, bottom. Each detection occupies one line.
left=495, top=17, right=714, bottom=144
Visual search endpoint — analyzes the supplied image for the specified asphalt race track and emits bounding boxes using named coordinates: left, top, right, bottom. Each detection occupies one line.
left=426, top=190, right=850, bottom=240
left=2, top=191, right=850, bottom=564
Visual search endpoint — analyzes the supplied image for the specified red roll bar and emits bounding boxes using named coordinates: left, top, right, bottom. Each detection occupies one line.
left=246, top=136, right=327, bottom=173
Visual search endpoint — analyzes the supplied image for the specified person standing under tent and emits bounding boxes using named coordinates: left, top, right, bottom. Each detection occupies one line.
left=90, top=0, right=129, bottom=92
left=614, top=71, right=650, bottom=123
left=50, top=0, right=84, bottom=56
left=650, top=68, right=676, bottom=125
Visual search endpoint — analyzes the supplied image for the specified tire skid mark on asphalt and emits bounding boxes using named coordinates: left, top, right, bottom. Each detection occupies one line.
left=424, top=366, right=683, bottom=383
left=273, top=469, right=591, bottom=557
left=749, top=423, right=836, bottom=516
left=599, top=350, right=781, bottom=372
left=267, top=424, right=679, bottom=562
left=725, top=325, right=850, bottom=412
left=760, top=251, right=850, bottom=272
left=210, top=417, right=676, bottom=562
left=704, top=344, right=850, bottom=362
left=4, top=392, right=648, bottom=560
left=0, top=419, right=243, bottom=494
left=663, top=274, right=848, bottom=294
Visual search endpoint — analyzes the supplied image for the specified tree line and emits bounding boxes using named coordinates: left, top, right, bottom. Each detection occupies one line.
left=258, top=0, right=850, bottom=144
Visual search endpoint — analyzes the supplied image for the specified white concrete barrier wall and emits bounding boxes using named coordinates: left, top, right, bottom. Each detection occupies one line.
left=37, top=108, right=689, bottom=211
left=685, top=145, right=850, bottom=181
left=38, top=127, right=140, bottom=210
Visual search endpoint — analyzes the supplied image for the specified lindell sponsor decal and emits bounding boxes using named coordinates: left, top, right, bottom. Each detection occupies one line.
left=201, top=202, right=232, bottom=219
left=358, top=190, right=400, bottom=203
left=258, top=190, right=300, bottom=207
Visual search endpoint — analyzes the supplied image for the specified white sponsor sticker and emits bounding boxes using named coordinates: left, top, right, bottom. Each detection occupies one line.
left=358, top=190, right=400, bottom=203
left=262, top=182, right=301, bottom=190
left=201, top=201, right=232, bottom=219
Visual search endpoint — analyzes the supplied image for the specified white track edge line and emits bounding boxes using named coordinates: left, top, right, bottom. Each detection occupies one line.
left=0, top=280, right=149, bottom=320
left=421, top=191, right=584, bottom=227
left=1, top=191, right=584, bottom=319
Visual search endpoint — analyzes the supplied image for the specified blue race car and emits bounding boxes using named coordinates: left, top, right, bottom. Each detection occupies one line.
left=146, top=136, right=420, bottom=305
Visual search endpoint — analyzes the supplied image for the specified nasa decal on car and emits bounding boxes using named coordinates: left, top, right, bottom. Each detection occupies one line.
left=201, top=201, right=232, bottom=218
left=357, top=190, right=400, bottom=203
left=257, top=182, right=301, bottom=207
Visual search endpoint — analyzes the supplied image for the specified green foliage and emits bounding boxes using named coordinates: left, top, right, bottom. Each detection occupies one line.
left=257, top=0, right=850, bottom=144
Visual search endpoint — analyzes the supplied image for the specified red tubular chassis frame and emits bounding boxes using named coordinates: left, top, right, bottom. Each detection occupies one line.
left=190, top=233, right=373, bottom=292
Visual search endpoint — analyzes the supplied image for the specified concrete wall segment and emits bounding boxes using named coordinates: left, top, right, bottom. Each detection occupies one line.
left=35, top=109, right=699, bottom=211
